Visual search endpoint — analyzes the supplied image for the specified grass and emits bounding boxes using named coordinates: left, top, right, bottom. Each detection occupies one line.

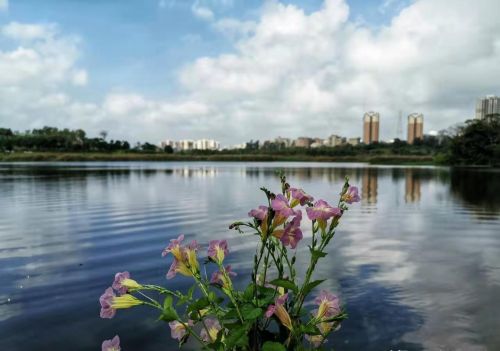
left=0, top=152, right=436, bottom=165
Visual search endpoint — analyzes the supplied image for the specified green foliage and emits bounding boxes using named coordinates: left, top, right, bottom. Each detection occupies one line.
left=269, top=278, right=299, bottom=293
left=160, top=296, right=179, bottom=322
left=262, top=341, right=287, bottom=351
left=302, top=280, right=326, bottom=296
left=449, top=118, right=500, bottom=165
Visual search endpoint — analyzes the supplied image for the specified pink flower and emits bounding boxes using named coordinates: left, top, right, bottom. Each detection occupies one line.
left=164, top=237, right=200, bottom=279
left=265, top=304, right=276, bottom=318
left=342, top=186, right=360, bottom=204
left=207, top=240, right=228, bottom=264
left=305, top=200, right=341, bottom=224
left=265, top=293, right=293, bottom=330
left=112, top=271, right=130, bottom=295
left=169, top=320, right=193, bottom=341
left=280, top=211, right=303, bottom=249
left=271, top=194, right=296, bottom=218
left=99, top=287, right=116, bottom=319
left=314, top=290, right=340, bottom=319
left=166, top=258, right=192, bottom=279
left=102, top=335, right=120, bottom=351
left=289, top=188, right=314, bottom=206
left=248, top=205, right=268, bottom=221
left=210, top=265, right=237, bottom=288
left=162, top=234, right=185, bottom=260
left=200, top=318, right=221, bottom=343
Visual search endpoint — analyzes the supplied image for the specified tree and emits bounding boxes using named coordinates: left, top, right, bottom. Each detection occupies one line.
left=449, top=118, right=500, bottom=165
left=163, top=145, right=174, bottom=153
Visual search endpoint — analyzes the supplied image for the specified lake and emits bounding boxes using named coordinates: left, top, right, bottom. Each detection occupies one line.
left=0, top=162, right=499, bottom=351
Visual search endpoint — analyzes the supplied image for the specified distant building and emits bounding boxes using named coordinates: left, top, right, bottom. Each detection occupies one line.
left=407, top=113, right=424, bottom=144
left=310, top=138, right=324, bottom=148
left=160, top=140, right=177, bottom=149
left=347, top=137, right=361, bottom=146
left=294, top=137, right=312, bottom=148
left=275, top=137, right=292, bottom=148
left=475, top=95, right=500, bottom=120
left=229, top=143, right=246, bottom=150
left=326, top=134, right=345, bottom=147
left=363, top=112, right=380, bottom=144
left=178, top=140, right=194, bottom=151
left=194, top=139, right=220, bottom=151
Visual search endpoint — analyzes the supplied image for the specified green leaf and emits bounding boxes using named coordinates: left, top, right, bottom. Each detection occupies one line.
left=160, top=296, right=178, bottom=322
left=163, top=295, right=173, bottom=309
left=300, top=324, right=321, bottom=335
left=302, top=279, right=326, bottom=296
left=241, top=305, right=263, bottom=320
left=269, top=278, right=298, bottom=293
left=222, top=308, right=239, bottom=320
left=159, top=308, right=178, bottom=322
left=187, top=297, right=210, bottom=312
left=224, top=325, right=249, bottom=348
left=176, top=285, right=195, bottom=306
left=309, top=247, right=327, bottom=260
left=262, top=341, right=286, bottom=351
left=242, top=283, right=256, bottom=300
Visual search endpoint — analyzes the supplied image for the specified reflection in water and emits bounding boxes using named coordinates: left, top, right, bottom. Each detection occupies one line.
left=405, top=169, right=422, bottom=203
left=0, top=162, right=499, bottom=351
left=362, top=168, right=378, bottom=204
left=333, top=264, right=424, bottom=351
left=450, top=168, right=500, bottom=217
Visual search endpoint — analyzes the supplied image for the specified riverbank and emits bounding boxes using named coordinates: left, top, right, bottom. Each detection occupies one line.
left=0, top=152, right=436, bottom=165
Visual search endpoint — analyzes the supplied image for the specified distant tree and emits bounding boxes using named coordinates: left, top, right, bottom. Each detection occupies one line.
left=163, top=145, right=174, bottom=154
left=449, top=118, right=500, bottom=165
left=99, top=130, right=108, bottom=140
left=141, top=142, right=158, bottom=152
left=0, top=128, right=13, bottom=136
left=245, top=140, right=259, bottom=151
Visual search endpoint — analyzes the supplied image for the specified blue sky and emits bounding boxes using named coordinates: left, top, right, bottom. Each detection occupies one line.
left=0, top=0, right=498, bottom=145
left=1, top=0, right=401, bottom=98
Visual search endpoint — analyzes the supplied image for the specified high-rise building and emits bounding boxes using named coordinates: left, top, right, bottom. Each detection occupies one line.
left=475, top=95, right=500, bottom=120
left=407, top=113, right=424, bottom=144
left=363, top=112, right=380, bottom=144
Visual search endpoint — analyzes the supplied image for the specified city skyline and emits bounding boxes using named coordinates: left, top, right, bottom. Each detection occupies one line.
left=1, top=0, right=500, bottom=145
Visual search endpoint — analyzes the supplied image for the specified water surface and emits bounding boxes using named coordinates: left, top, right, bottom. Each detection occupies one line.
left=0, top=162, right=499, bottom=351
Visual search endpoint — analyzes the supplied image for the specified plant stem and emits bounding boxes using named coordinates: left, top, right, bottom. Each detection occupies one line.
left=180, top=321, right=207, bottom=348
left=220, top=265, right=244, bottom=323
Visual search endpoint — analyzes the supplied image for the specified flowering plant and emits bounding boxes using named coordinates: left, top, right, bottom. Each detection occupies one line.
left=99, top=174, right=360, bottom=351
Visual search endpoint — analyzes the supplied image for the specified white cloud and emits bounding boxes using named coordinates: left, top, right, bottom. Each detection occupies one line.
left=71, top=69, right=88, bottom=86
left=191, top=3, right=214, bottom=21
left=1, top=0, right=500, bottom=145
left=2, top=22, right=55, bottom=40
left=0, top=0, right=8, bottom=12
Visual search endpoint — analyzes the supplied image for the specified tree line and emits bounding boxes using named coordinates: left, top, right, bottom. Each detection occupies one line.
left=1, top=117, right=498, bottom=165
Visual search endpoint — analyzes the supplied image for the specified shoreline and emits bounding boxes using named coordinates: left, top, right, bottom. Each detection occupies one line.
left=0, top=152, right=436, bottom=165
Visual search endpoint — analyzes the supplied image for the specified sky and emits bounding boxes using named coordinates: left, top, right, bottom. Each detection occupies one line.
left=0, top=0, right=499, bottom=146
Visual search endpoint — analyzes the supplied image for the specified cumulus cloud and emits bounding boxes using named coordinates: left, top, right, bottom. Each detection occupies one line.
left=1, top=0, right=500, bottom=145
left=175, top=0, right=500, bottom=143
